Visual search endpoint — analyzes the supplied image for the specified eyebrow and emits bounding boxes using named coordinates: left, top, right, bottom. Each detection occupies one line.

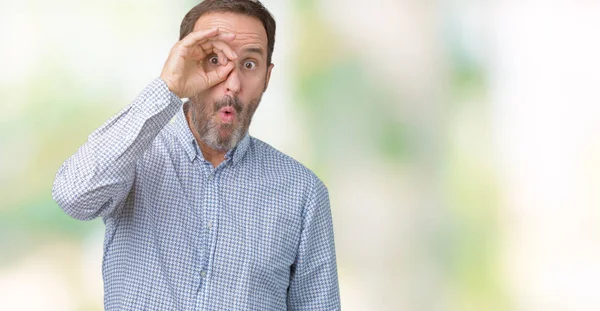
left=242, top=47, right=264, bottom=57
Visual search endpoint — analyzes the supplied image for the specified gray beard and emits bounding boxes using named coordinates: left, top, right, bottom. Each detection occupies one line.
left=197, top=112, right=244, bottom=151
left=189, top=95, right=258, bottom=152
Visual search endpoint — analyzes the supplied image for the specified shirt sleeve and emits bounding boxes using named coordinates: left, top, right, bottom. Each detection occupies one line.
left=287, top=179, right=341, bottom=310
left=52, top=78, right=182, bottom=221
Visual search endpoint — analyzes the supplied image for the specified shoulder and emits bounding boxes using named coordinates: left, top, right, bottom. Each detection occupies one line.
left=248, top=136, right=328, bottom=194
left=139, top=116, right=190, bottom=168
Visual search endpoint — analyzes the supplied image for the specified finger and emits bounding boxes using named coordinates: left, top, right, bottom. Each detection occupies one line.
left=186, top=33, right=236, bottom=61
left=187, top=47, right=226, bottom=63
left=194, top=32, right=235, bottom=47
left=205, top=62, right=235, bottom=88
left=200, top=40, right=238, bottom=61
left=180, top=28, right=219, bottom=48
left=215, top=31, right=235, bottom=42
left=217, top=49, right=227, bottom=66
left=182, top=28, right=236, bottom=49
left=188, top=47, right=208, bottom=61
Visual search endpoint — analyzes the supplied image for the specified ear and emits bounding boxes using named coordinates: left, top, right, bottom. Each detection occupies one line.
left=263, top=63, right=274, bottom=92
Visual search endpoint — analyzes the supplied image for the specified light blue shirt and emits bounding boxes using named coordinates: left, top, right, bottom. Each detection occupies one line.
left=52, top=78, right=340, bottom=310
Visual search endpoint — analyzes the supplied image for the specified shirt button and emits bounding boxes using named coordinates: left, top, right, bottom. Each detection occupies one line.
left=207, top=222, right=213, bottom=230
left=208, top=175, right=214, bottom=180
left=200, top=270, right=207, bottom=278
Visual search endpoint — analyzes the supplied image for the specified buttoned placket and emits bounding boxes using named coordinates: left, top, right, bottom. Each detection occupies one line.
left=195, top=156, right=230, bottom=311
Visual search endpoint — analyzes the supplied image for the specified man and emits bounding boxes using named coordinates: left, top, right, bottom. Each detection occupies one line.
left=52, top=0, right=340, bottom=310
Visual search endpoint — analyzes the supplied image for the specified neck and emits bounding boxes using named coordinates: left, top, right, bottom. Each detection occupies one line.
left=185, top=108, right=227, bottom=168
left=197, top=139, right=227, bottom=168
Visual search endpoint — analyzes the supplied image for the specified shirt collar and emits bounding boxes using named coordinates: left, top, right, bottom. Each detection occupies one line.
left=172, top=102, right=251, bottom=166
left=230, top=132, right=251, bottom=166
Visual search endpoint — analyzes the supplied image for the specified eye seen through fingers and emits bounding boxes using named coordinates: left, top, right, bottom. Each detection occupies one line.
left=206, top=55, right=259, bottom=72
left=208, top=55, right=219, bottom=65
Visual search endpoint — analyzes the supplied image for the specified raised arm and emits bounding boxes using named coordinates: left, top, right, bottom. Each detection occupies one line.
left=52, top=28, right=238, bottom=220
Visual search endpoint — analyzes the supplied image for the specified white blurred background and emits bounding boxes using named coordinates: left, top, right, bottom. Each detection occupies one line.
left=1, top=0, right=600, bottom=310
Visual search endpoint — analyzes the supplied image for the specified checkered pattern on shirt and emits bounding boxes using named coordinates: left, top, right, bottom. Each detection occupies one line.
left=52, top=78, right=341, bottom=311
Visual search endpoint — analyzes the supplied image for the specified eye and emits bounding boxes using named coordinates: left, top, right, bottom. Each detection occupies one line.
left=244, top=60, right=257, bottom=70
left=208, top=55, right=219, bottom=65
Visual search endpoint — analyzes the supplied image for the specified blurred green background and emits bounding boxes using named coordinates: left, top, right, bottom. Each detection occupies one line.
left=2, top=0, right=600, bottom=310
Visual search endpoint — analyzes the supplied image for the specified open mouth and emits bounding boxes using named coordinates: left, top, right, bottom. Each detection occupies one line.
left=219, top=106, right=236, bottom=123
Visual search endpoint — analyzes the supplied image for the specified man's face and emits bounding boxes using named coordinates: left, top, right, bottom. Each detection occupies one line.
left=188, top=12, right=273, bottom=151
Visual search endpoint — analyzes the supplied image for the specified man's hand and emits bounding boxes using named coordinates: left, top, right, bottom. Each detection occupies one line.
left=160, top=28, right=237, bottom=98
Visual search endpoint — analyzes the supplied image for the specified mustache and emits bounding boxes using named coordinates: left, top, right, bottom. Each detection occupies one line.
left=213, top=96, right=242, bottom=114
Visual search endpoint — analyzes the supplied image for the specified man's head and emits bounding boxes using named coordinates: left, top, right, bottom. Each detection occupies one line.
left=180, top=0, right=276, bottom=152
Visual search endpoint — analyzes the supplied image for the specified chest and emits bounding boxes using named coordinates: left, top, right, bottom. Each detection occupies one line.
left=133, top=157, right=304, bottom=276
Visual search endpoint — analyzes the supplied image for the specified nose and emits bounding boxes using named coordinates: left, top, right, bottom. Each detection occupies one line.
left=224, top=67, right=240, bottom=95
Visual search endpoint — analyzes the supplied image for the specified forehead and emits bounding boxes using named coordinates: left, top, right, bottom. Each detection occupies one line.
left=193, top=12, right=267, bottom=51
